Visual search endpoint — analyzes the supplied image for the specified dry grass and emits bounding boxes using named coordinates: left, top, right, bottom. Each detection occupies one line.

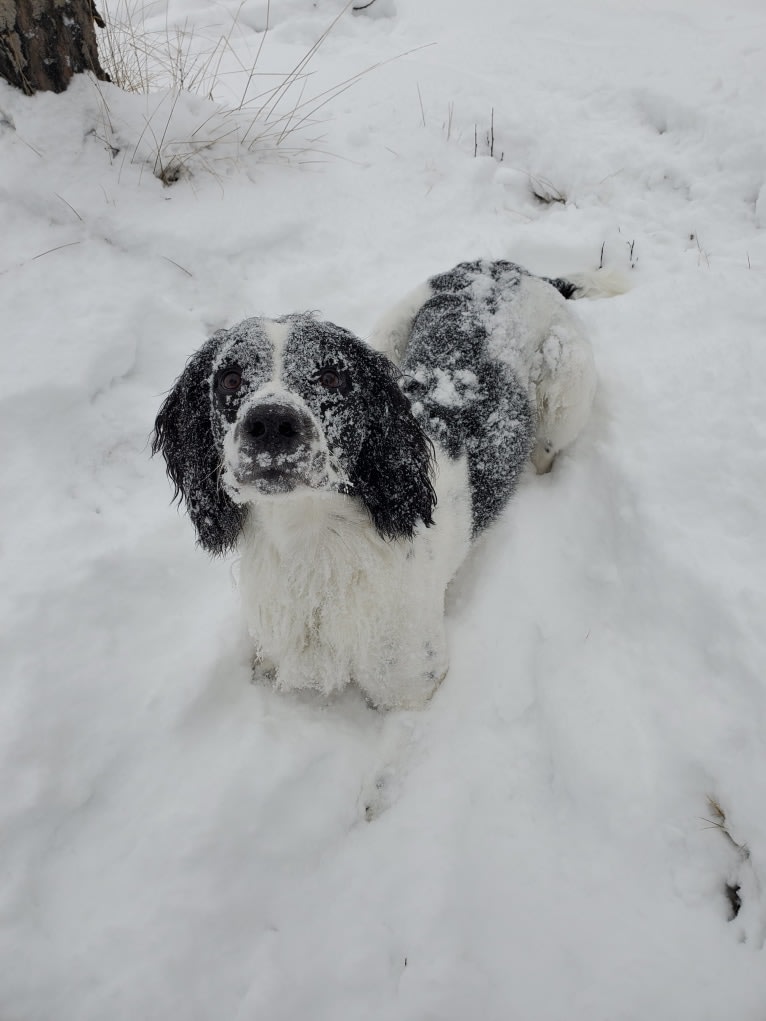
left=95, top=0, right=407, bottom=183
left=704, top=796, right=750, bottom=860
left=99, top=0, right=242, bottom=97
left=704, top=795, right=748, bottom=921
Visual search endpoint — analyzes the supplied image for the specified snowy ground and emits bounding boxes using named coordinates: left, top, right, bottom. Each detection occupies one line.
left=2, top=0, right=766, bottom=1017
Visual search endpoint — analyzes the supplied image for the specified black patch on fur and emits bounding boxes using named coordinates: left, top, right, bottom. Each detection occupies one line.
left=280, top=314, right=436, bottom=540
left=542, top=275, right=579, bottom=300
left=401, top=261, right=535, bottom=535
left=432, top=258, right=579, bottom=302
left=353, top=351, right=437, bottom=540
left=152, top=336, right=247, bottom=555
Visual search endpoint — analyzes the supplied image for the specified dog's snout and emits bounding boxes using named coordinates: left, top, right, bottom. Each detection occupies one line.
left=241, top=404, right=311, bottom=449
left=227, top=399, right=324, bottom=493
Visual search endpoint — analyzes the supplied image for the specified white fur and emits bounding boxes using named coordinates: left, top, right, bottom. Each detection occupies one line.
left=368, top=280, right=432, bottom=361
left=237, top=456, right=472, bottom=708
left=481, top=275, right=597, bottom=473
left=262, top=318, right=291, bottom=385
left=563, top=267, right=630, bottom=299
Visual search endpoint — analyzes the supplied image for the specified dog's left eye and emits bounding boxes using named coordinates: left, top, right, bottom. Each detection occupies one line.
left=316, top=367, right=353, bottom=390
left=218, top=369, right=242, bottom=393
left=318, top=369, right=342, bottom=390
left=314, top=365, right=351, bottom=395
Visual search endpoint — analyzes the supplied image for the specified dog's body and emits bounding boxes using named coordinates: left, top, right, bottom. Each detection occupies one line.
left=154, top=260, right=602, bottom=708
left=373, top=260, right=597, bottom=476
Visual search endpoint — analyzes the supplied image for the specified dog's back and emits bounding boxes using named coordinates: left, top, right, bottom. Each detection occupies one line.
left=392, top=259, right=597, bottom=532
left=399, top=261, right=535, bottom=535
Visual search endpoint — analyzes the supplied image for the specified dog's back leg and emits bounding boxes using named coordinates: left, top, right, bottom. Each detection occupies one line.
left=530, top=309, right=597, bottom=473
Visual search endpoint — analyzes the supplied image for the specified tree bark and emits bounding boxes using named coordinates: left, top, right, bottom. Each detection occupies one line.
left=0, top=0, right=109, bottom=95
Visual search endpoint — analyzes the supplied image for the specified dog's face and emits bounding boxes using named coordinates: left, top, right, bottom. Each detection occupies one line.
left=211, top=315, right=369, bottom=500
left=153, top=313, right=436, bottom=554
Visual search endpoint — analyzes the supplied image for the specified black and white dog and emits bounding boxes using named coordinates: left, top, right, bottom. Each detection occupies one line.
left=153, top=260, right=608, bottom=708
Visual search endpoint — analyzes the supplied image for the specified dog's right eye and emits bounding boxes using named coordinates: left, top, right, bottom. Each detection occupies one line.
left=218, top=369, right=242, bottom=394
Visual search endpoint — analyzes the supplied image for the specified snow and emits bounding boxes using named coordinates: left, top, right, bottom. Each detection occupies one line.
left=1, top=0, right=766, bottom=1017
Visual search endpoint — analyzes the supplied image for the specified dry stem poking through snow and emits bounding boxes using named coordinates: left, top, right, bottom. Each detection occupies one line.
left=96, top=0, right=404, bottom=182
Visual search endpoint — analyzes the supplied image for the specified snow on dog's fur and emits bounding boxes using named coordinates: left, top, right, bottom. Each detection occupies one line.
left=153, top=259, right=612, bottom=708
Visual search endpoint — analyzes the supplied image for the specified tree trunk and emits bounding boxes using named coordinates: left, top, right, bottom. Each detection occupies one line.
left=0, top=0, right=109, bottom=95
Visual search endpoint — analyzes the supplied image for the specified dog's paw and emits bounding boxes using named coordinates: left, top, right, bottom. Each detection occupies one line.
left=531, top=439, right=556, bottom=474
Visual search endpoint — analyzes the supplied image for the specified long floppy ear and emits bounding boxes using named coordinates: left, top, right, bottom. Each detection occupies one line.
left=354, top=353, right=436, bottom=540
left=151, top=339, right=246, bottom=556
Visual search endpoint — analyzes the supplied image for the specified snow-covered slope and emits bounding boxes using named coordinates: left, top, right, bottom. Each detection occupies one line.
left=2, top=1, right=766, bottom=1017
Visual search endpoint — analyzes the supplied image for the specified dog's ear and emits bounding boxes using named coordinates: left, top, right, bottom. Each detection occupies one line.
left=355, top=353, right=436, bottom=540
left=152, top=340, right=246, bottom=556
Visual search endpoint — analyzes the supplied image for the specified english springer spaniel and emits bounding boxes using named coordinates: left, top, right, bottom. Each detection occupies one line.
left=153, top=260, right=604, bottom=708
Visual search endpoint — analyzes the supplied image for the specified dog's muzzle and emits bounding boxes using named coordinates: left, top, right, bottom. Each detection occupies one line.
left=230, top=401, right=324, bottom=493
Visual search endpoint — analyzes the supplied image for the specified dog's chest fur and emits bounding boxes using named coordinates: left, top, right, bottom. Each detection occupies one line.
left=238, top=463, right=472, bottom=707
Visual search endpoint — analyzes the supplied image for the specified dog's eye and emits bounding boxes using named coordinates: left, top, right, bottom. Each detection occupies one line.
left=318, top=369, right=341, bottom=390
left=318, top=365, right=351, bottom=392
left=218, top=369, right=242, bottom=393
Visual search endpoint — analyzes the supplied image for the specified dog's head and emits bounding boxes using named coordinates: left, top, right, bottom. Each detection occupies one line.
left=152, top=313, right=436, bottom=554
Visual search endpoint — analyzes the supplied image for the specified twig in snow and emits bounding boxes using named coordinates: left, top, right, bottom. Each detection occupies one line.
left=54, top=193, right=84, bottom=222
left=416, top=83, right=426, bottom=127
left=32, top=241, right=82, bottom=260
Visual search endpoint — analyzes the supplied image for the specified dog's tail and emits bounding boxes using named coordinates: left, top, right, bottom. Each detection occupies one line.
left=544, top=267, right=630, bottom=300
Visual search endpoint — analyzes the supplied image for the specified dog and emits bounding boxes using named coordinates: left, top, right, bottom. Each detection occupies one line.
left=153, top=259, right=609, bottom=708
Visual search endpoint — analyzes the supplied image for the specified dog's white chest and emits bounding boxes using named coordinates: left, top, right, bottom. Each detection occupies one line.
left=237, top=466, right=471, bottom=708
left=238, top=497, right=413, bottom=695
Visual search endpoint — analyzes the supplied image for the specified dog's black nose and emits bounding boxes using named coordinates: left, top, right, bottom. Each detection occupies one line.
left=241, top=404, right=311, bottom=450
